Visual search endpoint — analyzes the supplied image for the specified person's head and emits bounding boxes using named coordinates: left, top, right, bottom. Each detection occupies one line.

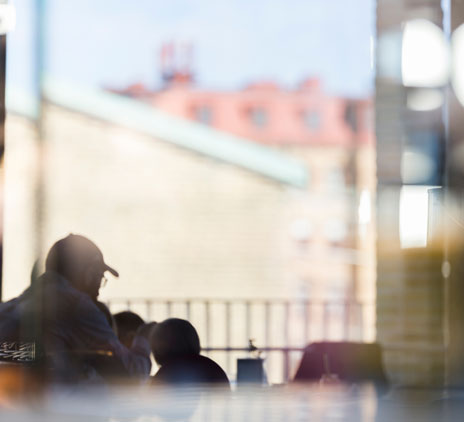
left=151, top=318, right=201, bottom=366
left=45, top=234, right=118, bottom=300
left=113, top=311, right=145, bottom=348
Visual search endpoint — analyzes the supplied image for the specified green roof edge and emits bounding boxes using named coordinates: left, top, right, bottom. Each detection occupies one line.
left=7, top=78, right=308, bottom=188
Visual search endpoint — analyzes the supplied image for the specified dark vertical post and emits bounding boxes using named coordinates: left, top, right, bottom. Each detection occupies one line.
left=443, top=0, right=464, bottom=390
left=204, top=300, right=210, bottom=351
left=283, top=301, right=290, bottom=381
left=0, top=33, right=6, bottom=302
left=225, top=301, right=231, bottom=373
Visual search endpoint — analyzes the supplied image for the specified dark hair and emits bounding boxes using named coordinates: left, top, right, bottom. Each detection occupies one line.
left=113, top=311, right=145, bottom=333
left=151, top=318, right=201, bottom=366
left=113, top=311, right=145, bottom=348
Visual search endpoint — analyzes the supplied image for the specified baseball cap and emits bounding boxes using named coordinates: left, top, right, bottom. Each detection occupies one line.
left=45, top=234, right=119, bottom=278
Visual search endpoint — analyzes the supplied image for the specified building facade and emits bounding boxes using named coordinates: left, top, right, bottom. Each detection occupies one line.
left=113, top=69, right=376, bottom=318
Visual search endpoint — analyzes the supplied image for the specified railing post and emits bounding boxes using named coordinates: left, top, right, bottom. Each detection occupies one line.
left=225, top=301, right=231, bottom=373
left=145, top=300, right=151, bottom=321
left=185, top=300, right=191, bottom=321
left=205, top=301, right=211, bottom=350
left=264, top=301, right=271, bottom=348
left=284, top=301, right=290, bottom=349
left=344, top=301, right=351, bottom=341
left=245, top=301, right=251, bottom=343
left=102, top=297, right=373, bottom=382
left=283, top=349, right=290, bottom=383
left=323, top=301, right=330, bottom=340
left=359, top=302, right=364, bottom=342
left=303, top=299, right=309, bottom=346
left=284, top=301, right=291, bottom=383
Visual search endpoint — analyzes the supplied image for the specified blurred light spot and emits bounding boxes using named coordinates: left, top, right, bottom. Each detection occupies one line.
left=442, top=260, right=451, bottom=278
left=407, top=88, right=444, bottom=111
left=358, top=190, right=371, bottom=237
left=399, top=186, right=429, bottom=248
left=402, top=19, right=450, bottom=87
left=358, top=190, right=371, bottom=225
left=451, top=24, right=464, bottom=107
left=0, top=4, right=16, bottom=34
left=401, top=149, right=436, bottom=184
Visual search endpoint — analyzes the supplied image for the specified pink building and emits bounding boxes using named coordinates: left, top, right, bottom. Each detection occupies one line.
left=109, top=48, right=376, bottom=311
left=110, top=43, right=373, bottom=148
left=112, top=77, right=373, bottom=149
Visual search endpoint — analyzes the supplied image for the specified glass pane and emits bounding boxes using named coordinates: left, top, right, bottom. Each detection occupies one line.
left=4, top=0, right=377, bottom=388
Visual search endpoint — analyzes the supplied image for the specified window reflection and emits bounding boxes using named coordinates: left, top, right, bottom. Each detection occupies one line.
left=4, top=0, right=378, bottom=388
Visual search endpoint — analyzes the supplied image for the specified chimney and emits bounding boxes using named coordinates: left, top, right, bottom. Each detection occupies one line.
left=159, top=41, right=194, bottom=88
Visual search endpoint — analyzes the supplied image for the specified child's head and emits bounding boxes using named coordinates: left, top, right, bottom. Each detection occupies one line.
left=113, top=311, right=145, bottom=348
left=151, top=318, right=201, bottom=366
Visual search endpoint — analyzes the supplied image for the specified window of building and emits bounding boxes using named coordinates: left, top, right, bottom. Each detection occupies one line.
left=289, top=218, right=313, bottom=253
left=303, top=110, right=321, bottom=130
left=324, top=219, right=348, bottom=244
left=344, top=103, right=358, bottom=132
left=325, top=167, right=346, bottom=192
left=194, top=106, right=213, bottom=125
left=364, top=108, right=373, bottom=132
left=249, top=108, right=268, bottom=127
left=289, top=218, right=312, bottom=242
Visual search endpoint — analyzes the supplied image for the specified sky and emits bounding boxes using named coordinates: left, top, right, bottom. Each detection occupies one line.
left=7, top=0, right=375, bottom=97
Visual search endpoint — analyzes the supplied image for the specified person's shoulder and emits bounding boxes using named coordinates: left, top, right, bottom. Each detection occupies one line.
left=41, top=272, right=90, bottom=311
left=152, top=354, right=229, bottom=385
left=195, top=354, right=222, bottom=366
left=0, top=296, right=19, bottom=312
left=195, top=355, right=230, bottom=383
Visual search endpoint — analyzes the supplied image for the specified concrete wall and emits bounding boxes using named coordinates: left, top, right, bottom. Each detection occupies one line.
left=4, top=102, right=377, bottom=382
left=4, top=105, right=297, bottom=301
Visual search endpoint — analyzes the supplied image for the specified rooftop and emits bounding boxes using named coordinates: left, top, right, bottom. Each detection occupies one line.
left=6, top=78, right=308, bottom=188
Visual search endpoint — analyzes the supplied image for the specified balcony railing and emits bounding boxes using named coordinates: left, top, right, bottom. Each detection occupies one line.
left=106, top=298, right=375, bottom=383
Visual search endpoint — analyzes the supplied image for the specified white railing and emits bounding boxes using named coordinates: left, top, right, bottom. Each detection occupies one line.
left=106, top=298, right=375, bottom=383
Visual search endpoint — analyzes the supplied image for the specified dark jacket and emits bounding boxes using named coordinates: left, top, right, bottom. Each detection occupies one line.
left=0, top=271, right=151, bottom=382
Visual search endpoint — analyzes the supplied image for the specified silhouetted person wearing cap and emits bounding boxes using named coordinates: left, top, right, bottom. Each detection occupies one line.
left=0, top=234, right=152, bottom=383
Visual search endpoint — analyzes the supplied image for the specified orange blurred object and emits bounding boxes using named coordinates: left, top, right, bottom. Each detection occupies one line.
left=0, top=364, right=42, bottom=408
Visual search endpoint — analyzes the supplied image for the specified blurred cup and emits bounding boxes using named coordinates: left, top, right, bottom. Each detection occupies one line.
left=236, top=358, right=265, bottom=384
